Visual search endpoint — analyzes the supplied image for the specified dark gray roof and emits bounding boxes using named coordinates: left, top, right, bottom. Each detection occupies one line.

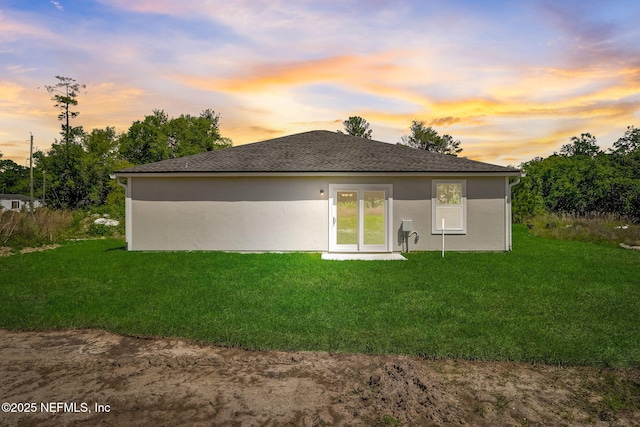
left=0, top=194, right=31, bottom=201
left=115, top=130, right=519, bottom=174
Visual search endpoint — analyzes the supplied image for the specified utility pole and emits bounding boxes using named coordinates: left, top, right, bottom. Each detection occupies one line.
left=42, top=169, right=46, bottom=207
left=29, top=133, right=34, bottom=211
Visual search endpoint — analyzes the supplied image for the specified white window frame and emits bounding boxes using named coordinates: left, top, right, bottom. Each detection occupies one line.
left=432, top=180, right=466, bottom=235
left=329, top=184, right=393, bottom=253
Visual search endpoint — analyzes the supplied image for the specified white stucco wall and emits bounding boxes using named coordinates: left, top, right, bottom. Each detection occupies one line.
left=0, top=199, right=14, bottom=210
left=129, top=177, right=329, bottom=251
left=126, top=175, right=509, bottom=252
left=391, top=176, right=507, bottom=251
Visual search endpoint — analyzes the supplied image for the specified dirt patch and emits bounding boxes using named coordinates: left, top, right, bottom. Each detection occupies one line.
left=0, top=329, right=638, bottom=426
left=620, top=243, right=640, bottom=250
left=19, top=244, right=61, bottom=254
left=0, top=244, right=61, bottom=257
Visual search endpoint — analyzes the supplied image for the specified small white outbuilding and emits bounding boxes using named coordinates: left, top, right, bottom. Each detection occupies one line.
left=0, top=194, right=41, bottom=211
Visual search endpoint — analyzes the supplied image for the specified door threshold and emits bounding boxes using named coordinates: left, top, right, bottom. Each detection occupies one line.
left=321, top=253, right=407, bottom=261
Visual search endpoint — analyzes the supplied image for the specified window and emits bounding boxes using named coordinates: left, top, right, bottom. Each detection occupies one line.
left=11, top=201, right=20, bottom=210
left=432, top=180, right=466, bottom=234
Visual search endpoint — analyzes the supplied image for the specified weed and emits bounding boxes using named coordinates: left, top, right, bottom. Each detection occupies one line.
left=0, top=208, right=73, bottom=248
left=493, top=392, right=510, bottom=411
left=474, top=403, right=487, bottom=418
left=590, top=371, right=640, bottom=413
left=525, top=212, right=640, bottom=246
left=375, top=414, right=400, bottom=426
left=0, top=208, right=123, bottom=248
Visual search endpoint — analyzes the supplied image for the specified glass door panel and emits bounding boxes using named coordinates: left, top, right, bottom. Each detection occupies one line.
left=337, top=191, right=358, bottom=245
left=363, top=191, right=385, bottom=246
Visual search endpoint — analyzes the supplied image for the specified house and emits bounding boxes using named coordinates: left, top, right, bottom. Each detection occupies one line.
left=114, top=131, right=521, bottom=253
left=0, top=194, right=41, bottom=211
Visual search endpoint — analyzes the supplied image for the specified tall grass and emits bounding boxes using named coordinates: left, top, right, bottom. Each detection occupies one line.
left=525, top=212, right=640, bottom=247
left=0, top=208, right=125, bottom=250
left=0, top=209, right=73, bottom=248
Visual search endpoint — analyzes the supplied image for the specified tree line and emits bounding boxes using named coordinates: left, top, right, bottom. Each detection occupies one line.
left=0, top=81, right=463, bottom=212
left=512, top=127, right=640, bottom=222
left=0, top=76, right=231, bottom=211
left=2, top=76, right=638, bottom=223
left=341, top=115, right=640, bottom=223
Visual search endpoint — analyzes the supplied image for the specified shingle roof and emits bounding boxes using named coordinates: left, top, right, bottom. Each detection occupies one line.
left=0, top=194, right=32, bottom=201
left=115, top=130, right=519, bottom=174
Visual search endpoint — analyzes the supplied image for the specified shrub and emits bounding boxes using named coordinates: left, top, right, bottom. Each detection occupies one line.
left=88, top=222, right=111, bottom=237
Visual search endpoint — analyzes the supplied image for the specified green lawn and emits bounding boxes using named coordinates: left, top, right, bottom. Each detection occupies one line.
left=1, top=225, right=639, bottom=367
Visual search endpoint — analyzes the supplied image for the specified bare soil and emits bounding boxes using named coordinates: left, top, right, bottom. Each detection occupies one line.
left=0, top=245, right=60, bottom=257
left=0, top=329, right=638, bottom=426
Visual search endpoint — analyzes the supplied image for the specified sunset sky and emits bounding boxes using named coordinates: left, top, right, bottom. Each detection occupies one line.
left=1, top=0, right=639, bottom=166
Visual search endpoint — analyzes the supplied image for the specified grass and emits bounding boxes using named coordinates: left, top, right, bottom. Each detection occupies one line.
left=526, top=213, right=640, bottom=247
left=0, top=225, right=639, bottom=367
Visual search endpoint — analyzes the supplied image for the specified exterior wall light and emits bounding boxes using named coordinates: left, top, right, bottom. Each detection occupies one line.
left=320, top=189, right=325, bottom=196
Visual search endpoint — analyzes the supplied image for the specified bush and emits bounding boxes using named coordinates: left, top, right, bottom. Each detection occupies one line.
left=88, top=223, right=111, bottom=237
left=76, top=212, right=123, bottom=239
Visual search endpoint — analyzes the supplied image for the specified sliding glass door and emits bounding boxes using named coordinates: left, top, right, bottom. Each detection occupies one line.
left=330, top=185, right=391, bottom=252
